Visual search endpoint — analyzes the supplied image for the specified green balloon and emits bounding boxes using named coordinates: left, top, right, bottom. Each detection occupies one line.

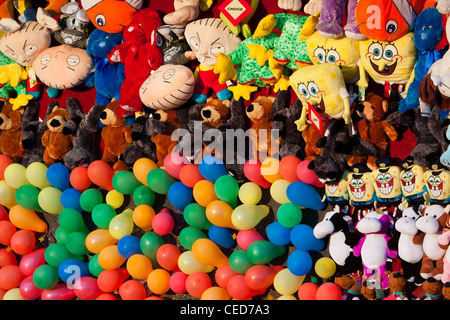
left=140, top=232, right=164, bottom=260
left=54, top=226, right=71, bottom=243
left=146, top=168, right=177, bottom=194
left=88, top=254, right=105, bottom=277
left=277, top=203, right=303, bottom=228
left=214, top=175, right=239, bottom=205
left=229, top=250, right=255, bottom=274
left=112, top=171, right=142, bottom=195
left=79, top=188, right=103, bottom=212
left=44, top=243, right=78, bottom=268
left=133, top=185, right=155, bottom=206
left=91, top=203, right=117, bottom=229
left=15, top=184, right=43, bottom=212
left=178, top=227, right=208, bottom=250
left=33, top=264, right=59, bottom=290
left=183, top=203, right=212, bottom=230
left=58, top=208, right=89, bottom=234
left=246, top=240, right=286, bottom=265
left=65, top=232, right=91, bottom=256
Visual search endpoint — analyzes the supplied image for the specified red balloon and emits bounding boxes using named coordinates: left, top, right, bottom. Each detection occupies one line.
left=0, top=205, right=9, bottom=221
left=152, top=208, right=174, bottom=236
left=297, top=160, right=324, bottom=187
left=0, top=265, right=25, bottom=290
left=0, top=155, right=13, bottom=180
left=97, top=268, right=129, bottom=293
left=87, top=160, right=114, bottom=191
left=70, top=166, right=92, bottom=192
left=185, top=271, right=212, bottom=298
left=279, top=156, right=302, bottom=182
left=227, top=274, right=266, bottom=300
left=236, top=229, right=265, bottom=251
left=74, top=276, right=103, bottom=300
left=156, top=243, right=181, bottom=272
left=19, top=275, right=42, bottom=300
left=0, top=220, right=17, bottom=247
left=243, top=160, right=271, bottom=189
left=0, top=248, right=17, bottom=267
left=19, top=248, right=46, bottom=276
left=245, top=265, right=283, bottom=290
left=164, top=152, right=189, bottom=180
left=41, top=285, right=76, bottom=300
left=119, top=280, right=147, bottom=300
left=315, top=282, right=343, bottom=300
left=169, top=271, right=188, bottom=294
left=97, top=293, right=117, bottom=300
left=145, top=295, right=165, bottom=300
left=298, top=282, right=319, bottom=300
left=10, top=230, right=36, bottom=255
left=179, top=164, right=204, bottom=188
left=215, top=264, right=239, bottom=289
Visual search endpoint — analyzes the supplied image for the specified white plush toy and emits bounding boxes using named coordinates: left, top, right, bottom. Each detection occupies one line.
left=278, top=0, right=322, bottom=14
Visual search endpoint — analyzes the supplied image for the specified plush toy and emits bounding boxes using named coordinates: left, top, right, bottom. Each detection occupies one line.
left=139, top=64, right=196, bottom=111
left=53, top=3, right=91, bottom=49
left=313, top=207, right=362, bottom=274
left=419, top=65, right=450, bottom=116
left=322, top=170, right=350, bottom=211
left=219, top=0, right=259, bottom=38
left=334, top=272, right=362, bottom=300
left=107, top=8, right=164, bottom=117
left=444, top=282, right=450, bottom=299
left=278, top=0, right=322, bottom=14
left=157, top=26, right=191, bottom=66
left=416, top=204, right=449, bottom=280
left=360, top=280, right=377, bottom=300
left=184, top=18, right=241, bottom=103
left=353, top=210, right=397, bottom=290
left=163, top=0, right=200, bottom=28
left=424, top=162, right=450, bottom=205
left=80, top=0, right=144, bottom=34
left=400, top=156, right=427, bottom=207
left=0, top=51, right=30, bottom=110
left=346, top=163, right=376, bottom=221
left=86, top=28, right=125, bottom=107
left=0, top=101, right=27, bottom=162
left=437, top=215, right=450, bottom=283
left=399, top=7, right=448, bottom=113
left=384, top=272, right=410, bottom=300
left=419, top=277, right=444, bottom=299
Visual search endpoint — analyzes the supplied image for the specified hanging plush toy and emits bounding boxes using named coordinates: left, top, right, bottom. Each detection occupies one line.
left=424, top=162, right=450, bottom=205
left=0, top=101, right=27, bottom=163
left=157, top=25, right=191, bottom=66
left=346, top=164, right=376, bottom=221
left=334, top=273, right=363, bottom=300
left=322, top=170, right=350, bottom=212
left=53, top=2, right=91, bottom=49
left=400, top=156, right=427, bottom=208
left=164, top=0, right=200, bottom=28
left=437, top=214, right=450, bottom=283
left=278, top=0, right=323, bottom=14
left=0, top=51, right=30, bottom=109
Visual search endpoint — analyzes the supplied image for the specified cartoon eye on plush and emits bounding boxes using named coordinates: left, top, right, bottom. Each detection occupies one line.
left=313, top=47, right=326, bottom=64
left=210, top=42, right=225, bottom=56
left=297, top=83, right=310, bottom=99
left=326, top=49, right=341, bottom=64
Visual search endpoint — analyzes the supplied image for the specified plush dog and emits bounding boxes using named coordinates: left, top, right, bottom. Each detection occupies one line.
left=0, top=101, right=27, bottom=163
left=334, top=272, right=362, bottom=300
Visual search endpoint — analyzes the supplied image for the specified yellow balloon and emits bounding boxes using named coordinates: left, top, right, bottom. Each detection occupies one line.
left=147, top=269, right=170, bottom=295
left=0, top=180, right=17, bottom=209
left=278, top=295, right=297, bottom=300
left=26, top=162, right=51, bottom=189
left=132, top=204, right=155, bottom=232
left=270, top=179, right=291, bottom=204
left=3, top=288, right=26, bottom=300
left=273, top=268, right=305, bottom=296
left=193, top=180, right=218, bottom=207
left=201, top=287, right=231, bottom=300
left=106, top=190, right=124, bottom=209
left=85, top=229, right=118, bottom=254
left=4, top=163, right=30, bottom=189
left=238, top=182, right=262, bottom=205
left=109, top=209, right=134, bottom=240
left=178, top=251, right=214, bottom=275
left=261, top=157, right=283, bottom=183
left=205, top=200, right=235, bottom=229
left=133, top=158, right=158, bottom=186
left=231, top=204, right=269, bottom=230
left=192, top=238, right=229, bottom=269
left=127, top=254, right=153, bottom=280
left=98, top=245, right=126, bottom=270
left=314, top=257, right=336, bottom=279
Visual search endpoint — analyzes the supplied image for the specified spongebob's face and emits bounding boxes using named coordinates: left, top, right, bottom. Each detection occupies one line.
left=359, top=32, right=416, bottom=84
left=425, top=169, right=450, bottom=200
left=400, top=165, right=425, bottom=197
left=326, top=171, right=349, bottom=199
left=371, top=166, right=402, bottom=199
left=347, top=172, right=374, bottom=202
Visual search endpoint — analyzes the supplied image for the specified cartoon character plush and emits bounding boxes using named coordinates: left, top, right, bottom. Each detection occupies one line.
left=346, top=164, right=376, bottom=221
left=383, top=272, right=411, bottom=300
left=424, top=162, right=450, bottom=205
left=53, top=2, right=91, bottom=49
left=278, top=0, right=323, bottom=14
left=107, top=9, right=164, bottom=117
left=163, top=0, right=200, bottom=28
left=419, top=277, right=443, bottom=299
left=0, top=101, right=27, bottom=162
left=353, top=211, right=397, bottom=290
left=322, top=170, right=350, bottom=211
left=400, top=156, right=427, bottom=207
left=157, top=25, right=191, bottom=66
left=334, top=272, right=363, bottom=300
left=0, top=51, right=30, bottom=110
left=184, top=18, right=241, bottom=103
left=437, top=214, right=450, bottom=283
left=444, top=282, right=450, bottom=299
left=419, top=63, right=450, bottom=116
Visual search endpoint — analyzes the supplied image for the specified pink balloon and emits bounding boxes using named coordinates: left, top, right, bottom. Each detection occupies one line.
left=152, top=208, right=174, bottom=236
left=236, top=229, right=265, bottom=251
left=243, top=160, right=271, bottom=189
left=19, top=248, right=46, bottom=276
left=41, top=285, right=76, bottom=300
left=20, top=276, right=42, bottom=300
left=164, top=152, right=189, bottom=180
left=169, top=271, right=188, bottom=294
left=74, top=276, right=103, bottom=300
left=296, top=160, right=324, bottom=187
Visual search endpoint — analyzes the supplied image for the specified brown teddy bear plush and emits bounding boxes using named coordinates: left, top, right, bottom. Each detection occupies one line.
left=200, top=98, right=231, bottom=129
left=334, top=272, right=362, bottom=300
left=149, top=109, right=180, bottom=167
left=419, top=277, right=443, bottom=300
left=0, top=101, right=26, bottom=163
left=443, top=282, right=450, bottom=300
left=99, top=99, right=132, bottom=172
left=385, top=272, right=410, bottom=300
left=303, top=120, right=329, bottom=160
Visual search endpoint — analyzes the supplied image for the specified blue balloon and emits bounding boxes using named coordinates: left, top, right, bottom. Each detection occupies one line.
left=290, top=224, right=325, bottom=251
left=117, top=235, right=142, bottom=258
left=266, top=221, right=291, bottom=246
left=60, top=188, right=83, bottom=212
left=208, top=225, right=235, bottom=249
left=198, top=156, right=228, bottom=182
left=287, top=249, right=313, bottom=276
left=286, top=181, right=325, bottom=211
left=47, top=163, right=71, bottom=191
left=168, top=182, right=193, bottom=211
left=58, top=258, right=91, bottom=284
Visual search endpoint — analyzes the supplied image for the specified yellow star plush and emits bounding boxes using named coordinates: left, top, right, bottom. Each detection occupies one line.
left=229, top=84, right=258, bottom=101
left=253, top=14, right=276, bottom=39
left=247, top=44, right=270, bottom=66
left=274, top=75, right=290, bottom=92
left=0, top=64, right=28, bottom=87
left=214, top=53, right=237, bottom=85
left=10, top=94, right=34, bottom=110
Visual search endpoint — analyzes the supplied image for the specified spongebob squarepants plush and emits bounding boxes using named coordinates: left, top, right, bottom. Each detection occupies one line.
left=424, top=162, right=450, bottom=205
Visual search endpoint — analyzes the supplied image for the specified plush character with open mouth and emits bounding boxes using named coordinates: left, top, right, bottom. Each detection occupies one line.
left=346, top=164, right=376, bottom=222
left=399, top=156, right=426, bottom=208
left=424, top=162, right=450, bottom=205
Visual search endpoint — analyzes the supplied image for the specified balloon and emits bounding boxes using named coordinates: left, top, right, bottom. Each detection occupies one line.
left=73, top=276, right=103, bottom=300
left=65, top=232, right=91, bottom=256
left=290, top=224, right=325, bottom=251
left=117, top=235, right=142, bottom=259
left=245, top=265, right=283, bottom=291
left=273, top=268, right=306, bottom=296
left=297, top=160, right=323, bottom=187
left=179, top=164, right=204, bottom=188
left=0, top=204, right=8, bottom=221
left=112, top=170, right=142, bottom=195
left=193, top=180, right=218, bottom=207
left=19, top=249, right=45, bottom=276
left=244, top=160, right=271, bottom=188
left=146, top=168, right=177, bottom=194
left=168, top=182, right=193, bottom=211
left=0, top=155, right=13, bottom=180
left=58, top=208, right=89, bottom=234
left=170, top=271, right=188, bottom=294
left=315, top=257, right=337, bottom=279
left=287, top=249, right=313, bottom=276
left=227, top=274, right=265, bottom=300
left=229, top=250, right=255, bottom=274
left=192, top=238, right=229, bottom=269
left=286, top=181, right=326, bottom=211
left=147, top=269, right=170, bottom=295
left=98, top=245, right=126, bottom=270
left=0, top=180, right=17, bottom=208
left=126, top=254, right=153, bottom=280
left=236, top=229, right=265, bottom=251
left=177, top=251, right=214, bottom=275
left=97, top=293, right=117, bottom=300
left=198, top=155, right=228, bottom=182
left=178, top=226, right=208, bottom=251
left=298, top=282, right=319, bottom=300
left=133, top=157, right=157, bottom=186
left=208, top=225, right=235, bottom=249
left=3, top=288, right=25, bottom=300
left=40, top=285, right=75, bottom=300
left=107, top=208, right=134, bottom=240
left=88, top=254, right=105, bottom=278
left=97, top=268, right=129, bottom=292
left=33, top=264, right=59, bottom=290
left=183, top=203, right=212, bottom=230
left=151, top=208, right=174, bottom=236
left=0, top=265, right=25, bottom=290
left=106, top=190, right=125, bottom=209
left=10, top=230, right=36, bottom=255
left=79, top=188, right=103, bottom=212
left=277, top=203, right=303, bottom=228
left=44, top=243, right=78, bottom=268
left=214, top=175, right=239, bottom=206
left=140, top=232, right=164, bottom=261
left=201, top=286, right=231, bottom=300
left=185, top=271, right=212, bottom=298
left=269, top=179, right=290, bottom=204
left=119, top=279, right=147, bottom=300
left=69, top=166, right=92, bottom=192
left=0, top=220, right=16, bottom=246
left=85, top=229, right=118, bottom=254
left=8, top=205, right=47, bottom=233
left=132, top=185, right=155, bottom=207
left=58, top=259, right=90, bottom=284
left=315, top=282, right=343, bottom=300
left=231, top=204, right=270, bottom=231
left=215, top=264, right=238, bottom=289
left=38, top=187, right=63, bottom=214
left=205, top=200, right=234, bottom=229
left=92, top=203, right=117, bottom=229
left=164, top=152, right=189, bottom=180
left=246, top=240, right=286, bottom=265
left=46, top=163, right=70, bottom=191
left=87, top=160, right=114, bottom=191
left=132, top=204, right=155, bottom=232
left=279, top=156, right=302, bottom=182
left=15, top=185, right=42, bottom=212
left=20, top=275, right=42, bottom=300
left=261, top=157, right=283, bottom=183
left=59, top=188, right=82, bottom=212
left=156, top=244, right=181, bottom=272
left=0, top=248, right=17, bottom=267
left=265, top=221, right=291, bottom=246
left=4, top=163, right=29, bottom=189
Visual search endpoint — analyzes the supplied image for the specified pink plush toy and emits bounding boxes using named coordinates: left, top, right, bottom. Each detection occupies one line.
left=107, top=8, right=164, bottom=117
left=438, top=227, right=450, bottom=283
left=353, top=211, right=397, bottom=290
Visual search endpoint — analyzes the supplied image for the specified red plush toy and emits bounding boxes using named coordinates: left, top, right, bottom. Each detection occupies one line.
left=107, top=8, right=164, bottom=117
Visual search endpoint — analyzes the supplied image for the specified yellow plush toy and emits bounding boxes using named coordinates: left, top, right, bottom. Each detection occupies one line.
left=400, top=156, right=426, bottom=208
left=424, top=163, right=450, bottom=205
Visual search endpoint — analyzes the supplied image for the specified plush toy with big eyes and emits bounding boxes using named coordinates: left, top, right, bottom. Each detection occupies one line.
left=53, top=2, right=91, bottom=49
left=400, top=156, right=426, bottom=208
left=346, top=164, right=376, bottom=221
left=424, top=162, right=450, bottom=205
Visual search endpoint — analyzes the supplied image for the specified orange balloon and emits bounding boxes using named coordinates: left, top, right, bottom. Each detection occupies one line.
left=0, top=248, right=17, bottom=267
left=85, top=229, right=118, bottom=254
left=192, top=238, right=229, bottom=269
left=87, top=160, right=114, bottom=191
left=147, top=269, right=171, bottom=295
left=193, top=180, right=218, bottom=207
left=298, top=282, right=319, bottom=300
left=8, top=205, right=47, bottom=233
left=185, top=271, right=212, bottom=298
left=96, top=293, right=117, bottom=300
left=179, top=164, right=204, bottom=188
left=279, top=156, right=302, bottom=182
left=133, top=158, right=158, bottom=186
left=70, top=166, right=92, bottom=192
left=10, top=230, right=36, bottom=255
left=315, top=282, right=343, bottom=300
left=0, top=155, right=13, bottom=180
left=119, top=280, right=147, bottom=300
left=156, top=244, right=181, bottom=272
left=0, top=265, right=25, bottom=290
left=98, top=245, right=126, bottom=270
left=0, top=220, right=17, bottom=246
left=97, top=268, right=129, bottom=292
left=205, top=200, right=234, bottom=229
left=261, top=157, right=283, bottom=183
left=132, top=205, right=155, bottom=232
left=201, top=286, right=231, bottom=300
left=126, top=254, right=153, bottom=280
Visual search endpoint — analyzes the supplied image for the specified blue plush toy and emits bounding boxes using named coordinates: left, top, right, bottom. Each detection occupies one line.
left=86, top=28, right=126, bottom=107
left=399, top=7, right=448, bottom=114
